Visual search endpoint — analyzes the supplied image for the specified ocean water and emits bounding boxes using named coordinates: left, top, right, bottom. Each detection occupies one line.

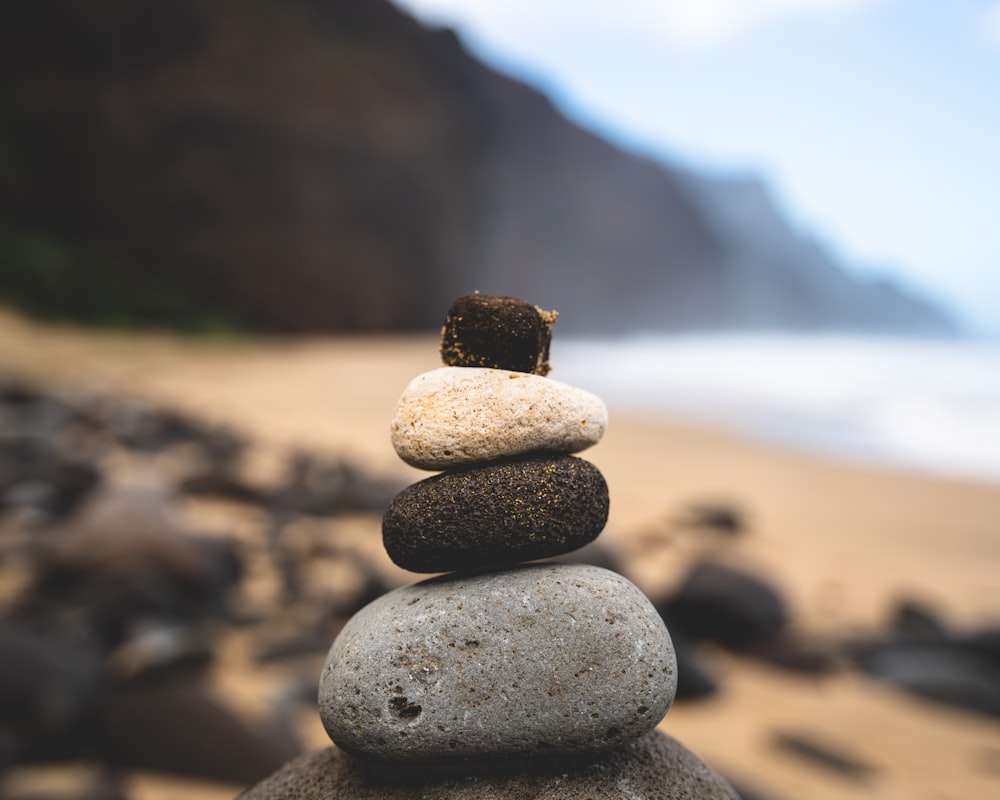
left=552, top=334, right=1000, bottom=485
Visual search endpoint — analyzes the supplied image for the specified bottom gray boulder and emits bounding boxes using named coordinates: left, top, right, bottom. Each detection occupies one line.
left=237, top=729, right=739, bottom=799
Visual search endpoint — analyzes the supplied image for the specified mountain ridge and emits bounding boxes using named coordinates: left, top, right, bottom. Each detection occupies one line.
left=0, top=0, right=955, bottom=334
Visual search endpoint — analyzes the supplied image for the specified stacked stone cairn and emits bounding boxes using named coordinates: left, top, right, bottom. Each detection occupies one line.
left=241, top=294, right=738, bottom=798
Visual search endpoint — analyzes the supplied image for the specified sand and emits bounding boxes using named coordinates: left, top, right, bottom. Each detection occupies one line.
left=1, top=309, right=998, bottom=799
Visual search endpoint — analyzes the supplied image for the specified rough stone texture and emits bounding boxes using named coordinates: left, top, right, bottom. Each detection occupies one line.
left=382, top=455, right=609, bottom=573
left=238, top=729, right=740, bottom=799
left=439, top=294, right=558, bottom=376
left=390, top=368, right=607, bottom=470
left=319, top=564, right=676, bottom=763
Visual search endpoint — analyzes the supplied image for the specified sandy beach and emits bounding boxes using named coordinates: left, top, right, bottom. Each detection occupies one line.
left=1, top=309, right=998, bottom=799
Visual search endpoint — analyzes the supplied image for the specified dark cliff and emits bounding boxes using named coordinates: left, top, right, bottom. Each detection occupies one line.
left=0, top=0, right=954, bottom=334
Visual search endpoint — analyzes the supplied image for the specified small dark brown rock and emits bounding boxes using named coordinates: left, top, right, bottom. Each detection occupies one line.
left=440, top=294, right=558, bottom=376
left=382, top=456, right=608, bottom=573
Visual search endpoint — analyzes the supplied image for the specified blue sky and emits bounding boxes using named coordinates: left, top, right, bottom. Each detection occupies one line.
left=393, top=0, right=1000, bottom=334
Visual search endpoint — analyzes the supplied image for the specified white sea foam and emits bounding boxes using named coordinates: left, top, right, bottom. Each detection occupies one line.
left=552, top=334, right=1000, bottom=485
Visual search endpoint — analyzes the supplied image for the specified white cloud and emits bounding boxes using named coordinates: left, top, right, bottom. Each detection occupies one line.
left=395, top=0, right=885, bottom=50
left=632, top=0, right=878, bottom=48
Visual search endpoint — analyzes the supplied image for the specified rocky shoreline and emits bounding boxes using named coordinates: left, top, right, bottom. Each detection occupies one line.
left=0, top=309, right=997, bottom=799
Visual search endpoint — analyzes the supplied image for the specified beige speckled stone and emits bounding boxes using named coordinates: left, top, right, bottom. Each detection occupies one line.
left=237, top=730, right=740, bottom=799
left=318, top=563, right=676, bottom=764
left=390, top=367, right=607, bottom=470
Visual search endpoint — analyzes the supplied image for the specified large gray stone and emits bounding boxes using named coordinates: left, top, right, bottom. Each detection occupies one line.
left=238, top=729, right=740, bottom=799
left=319, top=564, right=676, bottom=763
left=390, top=367, right=607, bottom=470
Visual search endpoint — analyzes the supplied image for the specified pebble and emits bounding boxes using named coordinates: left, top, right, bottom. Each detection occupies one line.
left=318, top=563, right=676, bottom=763
left=382, top=455, right=609, bottom=573
left=851, top=640, right=1000, bottom=717
left=667, top=626, right=720, bottom=701
left=439, top=294, right=558, bottom=376
left=661, top=560, right=788, bottom=648
left=390, top=367, right=607, bottom=470
left=103, top=681, right=301, bottom=785
left=0, top=622, right=104, bottom=764
left=237, top=729, right=739, bottom=799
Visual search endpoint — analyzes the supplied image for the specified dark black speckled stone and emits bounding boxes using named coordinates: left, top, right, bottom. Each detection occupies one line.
left=382, top=455, right=608, bottom=573
left=440, top=294, right=558, bottom=376
left=237, top=729, right=740, bottom=799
